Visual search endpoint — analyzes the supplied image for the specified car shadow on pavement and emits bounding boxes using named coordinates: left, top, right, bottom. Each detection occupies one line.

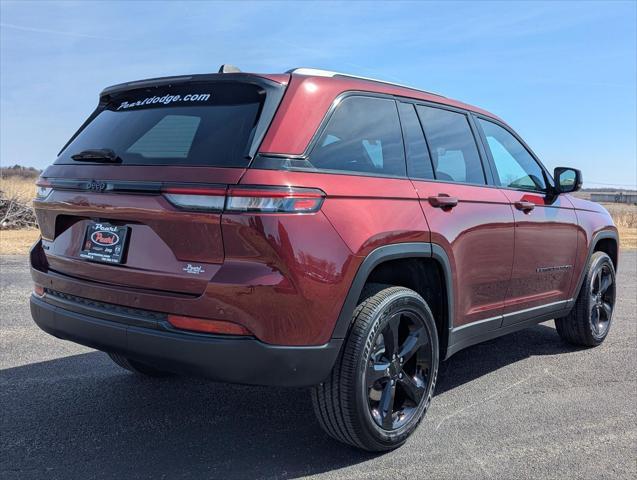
left=436, top=322, right=579, bottom=395
left=1, top=323, right=578, bottom=479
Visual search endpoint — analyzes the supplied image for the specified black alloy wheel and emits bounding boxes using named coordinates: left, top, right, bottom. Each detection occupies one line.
left=589, top=261, right=615, bottom=338
left=365, top=310, right=433, bottom=431
left=312, top=284, right=439, bottom=452
left=556, top=251, right=616, bottom=347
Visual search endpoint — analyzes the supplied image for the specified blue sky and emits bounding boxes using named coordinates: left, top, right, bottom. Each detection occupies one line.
left=1, top=0, right=635, bottom=188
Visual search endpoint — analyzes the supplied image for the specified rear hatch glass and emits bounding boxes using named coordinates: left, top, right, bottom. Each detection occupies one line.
left=55, top=82, right=265, bottom=167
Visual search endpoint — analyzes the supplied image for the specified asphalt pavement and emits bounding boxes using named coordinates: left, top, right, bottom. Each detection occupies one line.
left=1, top=252, right=636, bottom=480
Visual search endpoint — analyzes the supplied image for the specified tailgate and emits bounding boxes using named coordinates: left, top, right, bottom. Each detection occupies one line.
left=35, top=166, right=244, bottom=295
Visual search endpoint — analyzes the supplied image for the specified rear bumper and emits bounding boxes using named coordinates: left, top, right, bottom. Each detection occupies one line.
left=30, top=294, right=341, bottom=387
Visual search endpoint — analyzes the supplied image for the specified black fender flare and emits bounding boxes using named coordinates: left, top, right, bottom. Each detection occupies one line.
left=568, top=229, right=619, bottom=309
left=330, top=242, right=454, bottom=342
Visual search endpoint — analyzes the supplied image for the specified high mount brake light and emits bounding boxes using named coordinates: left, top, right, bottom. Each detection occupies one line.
left=162, top=185, right=325, bottom=213
left=35, top=179, right=52, bottom=200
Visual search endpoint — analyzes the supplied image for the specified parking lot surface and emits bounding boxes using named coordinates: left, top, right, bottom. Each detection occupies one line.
left=1, top=252, right=635, bottom=479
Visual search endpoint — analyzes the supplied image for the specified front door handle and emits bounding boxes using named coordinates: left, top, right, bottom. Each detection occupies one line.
left=514, top=200, right=535, bottom=213
left=428, top=194, right=459, bottom=209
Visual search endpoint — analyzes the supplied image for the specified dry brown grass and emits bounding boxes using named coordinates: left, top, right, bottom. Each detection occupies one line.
left=1, top=175, right=37, bottom=230
left=0, top=175, right=36, bottom=202
left=602, top=203, right=637, bottom=228
left=0, top=176, right=39, bottom=253
left=618, top=228, right=637, bottom=249
left=601, top=203, right=637, bottom=249
left=0, top=229, right=40, bottom=255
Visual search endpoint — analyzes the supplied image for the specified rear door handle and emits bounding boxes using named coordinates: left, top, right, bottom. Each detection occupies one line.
left=514, top=200, right=535, bottom=213
left=428, top=194, right=458, bottom=209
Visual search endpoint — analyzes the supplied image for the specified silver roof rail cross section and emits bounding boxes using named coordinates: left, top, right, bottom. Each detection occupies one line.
left=286, top=67, right=445, bottom=98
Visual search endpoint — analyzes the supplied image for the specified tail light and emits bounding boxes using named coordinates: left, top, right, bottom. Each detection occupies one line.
left=33, top=285, right=45, bottom=297
left=225, top=186, right=324, bottom=213
left=35, top=179, right=52, bottom=200
left=162, top=185, right=226, bottom=212
left=167, top=314, right=251, bottom=335
left=162, top=185, right=325, bottom=213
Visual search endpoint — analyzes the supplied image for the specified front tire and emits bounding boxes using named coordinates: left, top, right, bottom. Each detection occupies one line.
left=312, top=284, right=439, bottom=452
left=555, top=251, right=616, bottom=347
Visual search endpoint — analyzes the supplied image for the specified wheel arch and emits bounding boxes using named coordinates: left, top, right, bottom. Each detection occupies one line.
left=570, top=229, right=619, bottom=307
left=331, top=242, right=454, bottom=359
left=593, top=233, right=619, bottom=270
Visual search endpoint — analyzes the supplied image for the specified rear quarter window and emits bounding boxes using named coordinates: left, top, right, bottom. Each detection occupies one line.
left=307, top=96, right=406, bottom=177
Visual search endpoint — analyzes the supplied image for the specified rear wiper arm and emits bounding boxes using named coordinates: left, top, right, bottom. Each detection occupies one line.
left=71, top=149, right=122, bottom=163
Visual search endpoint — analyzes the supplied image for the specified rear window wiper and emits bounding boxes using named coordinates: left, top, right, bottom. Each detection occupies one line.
left=71, top=149, right=122, bottom=163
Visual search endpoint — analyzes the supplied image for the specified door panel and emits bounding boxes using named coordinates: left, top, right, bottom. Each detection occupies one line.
left=500, top=190, right=578, bottom=320
left=412, top=181, right=514, bottom=327
left=472, top=116, right=579, bottom=321
left=407, top=103, right=515, bottom=328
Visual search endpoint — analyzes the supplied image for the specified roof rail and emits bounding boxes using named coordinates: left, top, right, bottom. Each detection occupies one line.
left=286, top=67, right=445, bottom=98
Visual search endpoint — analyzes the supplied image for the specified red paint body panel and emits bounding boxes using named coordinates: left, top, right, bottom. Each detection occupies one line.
left=241, top=169, right=429, bottom=255
left=218, top=211, right=356, bottom=344
left=43, top=217, right=219, bottom=295
left=499, top=191, right=578, bottom=314
left=411, top=181, right=514, bottom=326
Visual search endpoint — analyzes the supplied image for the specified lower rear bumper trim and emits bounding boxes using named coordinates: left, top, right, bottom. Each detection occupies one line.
left=30, top=295, right=341, bottom=387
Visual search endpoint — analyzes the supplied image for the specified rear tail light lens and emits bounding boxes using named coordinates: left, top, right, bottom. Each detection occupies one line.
left=35, top=179, right=52, bottom=200
left=226, top=186, right=324, bottom=213
left=162, top=186, right=226, bottom=212
left=167, top=314, right=251, bottom=336
left=162, top=185, right=325, bottom=213
left=33, top=285, right=45, bottom=297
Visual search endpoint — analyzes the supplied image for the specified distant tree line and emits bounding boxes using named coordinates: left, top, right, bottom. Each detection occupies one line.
left=0, top=165, right=42, bottom=178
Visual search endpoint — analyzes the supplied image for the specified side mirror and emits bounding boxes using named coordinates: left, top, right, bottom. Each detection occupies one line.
left=554, top=167, right=582, bottom=193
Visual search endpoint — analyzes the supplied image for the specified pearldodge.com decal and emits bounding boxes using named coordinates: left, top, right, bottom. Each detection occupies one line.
left=117, top=93, right=212, bottom=110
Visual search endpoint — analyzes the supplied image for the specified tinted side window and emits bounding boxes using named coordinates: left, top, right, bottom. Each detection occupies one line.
left=416, top=106, right=485, bottom=185
left=478, top=119, right=547, bottom=191
left=398, top=102, right=434, bottom=180
left=309, top=96, right=406, bottom=176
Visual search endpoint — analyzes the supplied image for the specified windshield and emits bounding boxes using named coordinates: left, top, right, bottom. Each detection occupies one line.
left=56, top=82, right=265, bottom=167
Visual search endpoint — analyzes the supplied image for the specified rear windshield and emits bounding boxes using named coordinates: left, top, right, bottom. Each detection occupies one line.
left=56, top=82, right=265, bottom=167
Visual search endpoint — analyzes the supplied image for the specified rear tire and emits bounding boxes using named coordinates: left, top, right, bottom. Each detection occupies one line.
left=312, top=284, right=438, bottom=452
left=107, top=352, right=173, bottom=377
left=555, top=251, right=616, bottom=347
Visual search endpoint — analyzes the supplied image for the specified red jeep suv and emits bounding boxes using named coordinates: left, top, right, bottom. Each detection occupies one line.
left=30, top=66, right=619, bottom=451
